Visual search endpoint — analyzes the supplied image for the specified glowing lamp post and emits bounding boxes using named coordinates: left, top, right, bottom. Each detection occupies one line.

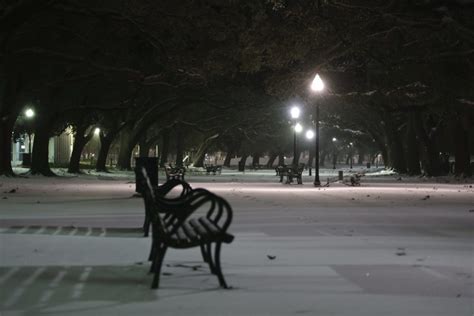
left=25, top=108, right=35, bottom=118
left=24, top=108, right=35, bottom=155
left=310, top=73, right=324, bottom=186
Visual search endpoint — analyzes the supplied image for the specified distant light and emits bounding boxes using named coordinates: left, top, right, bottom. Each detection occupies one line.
left=20, top=145, right=26, bottom=149
left=350, top=142, right=353, bottom=146
left=332, top=137, right=337, bottom=142
left=294, top=123, right=303, bottom=133
left=310, top=74, right=324, bottom=92
left=25, top=108, right=35, bottom=118
left=94, top=128, right=100, bottom=135
left=306, top=130, right=315, bottom=139
left=290, top=106, right=300, bottom=119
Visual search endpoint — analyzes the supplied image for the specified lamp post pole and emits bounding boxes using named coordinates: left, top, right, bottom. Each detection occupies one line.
left=310, top=74, right=324, bottom=186
left=314, top=103, right=320, bottom=186
left=293, top=128, right=297, bottom=167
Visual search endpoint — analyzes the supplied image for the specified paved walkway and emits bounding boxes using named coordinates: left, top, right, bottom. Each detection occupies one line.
left=0, top=171, right=473, bottom=315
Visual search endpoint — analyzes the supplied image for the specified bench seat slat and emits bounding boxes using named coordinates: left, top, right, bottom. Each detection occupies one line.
left=198, top=217, right=220, bottom=234
left=174, top=227, right=189, bottom=244
left=189, top=218, right=211, bottom=237
left=181, top=221, right=199, bottom=241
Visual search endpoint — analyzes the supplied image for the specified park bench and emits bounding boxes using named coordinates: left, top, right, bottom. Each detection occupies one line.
left=350, top=173, right=362, bottom=186
left=205, top=165, right=222, bottom=175
left=142, top=178, right=193, bottom=237
left=165, top=165, right=186, bottom=181
left=275, top=164, right=304, bottom=184
left=141, top=169, right=234, bottom=289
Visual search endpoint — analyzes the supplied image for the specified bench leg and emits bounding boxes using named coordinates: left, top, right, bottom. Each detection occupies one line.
left=143, top=216, right=150, bottom=237
left=151, top=245, right=167, bottom=289
left=200, top=244, right=208, bottom=262
left=205, top=243, right=217, bottom=274
left=213, top=242, right=229, bottom=288
left=148, top=228, right=159, bottom=263
left=201, top=243, right=216, bottom=274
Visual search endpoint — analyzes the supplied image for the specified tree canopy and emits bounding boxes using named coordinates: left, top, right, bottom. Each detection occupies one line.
left=1, top=0, right=473, bottom=176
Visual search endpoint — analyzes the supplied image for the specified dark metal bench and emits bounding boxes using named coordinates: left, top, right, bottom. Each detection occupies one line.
left=275, top=164, right=304, bottom=184
left=165, top=166, right=186, bottom=181
left=142, top=179, right=193, bottom=237
left=141, top=169, right=234, bottom=289
left=205, top=165, right=222, bottom=175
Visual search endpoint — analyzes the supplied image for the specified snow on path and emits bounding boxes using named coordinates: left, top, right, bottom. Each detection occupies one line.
left=0, top=173, right=473, bottom=315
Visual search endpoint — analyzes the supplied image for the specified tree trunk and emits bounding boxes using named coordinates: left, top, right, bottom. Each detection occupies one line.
left=384, top=117, right=407, bottom=173
left=30, top=115, right=56, bottom=176
left=0, top=71, right=22, bottom=176
left=239, top=155, right=248, bottom=167
left=96, top=133, right=113, bottom=172
left=413, top=112, right=443, bottom=176
left=68, top=125, right=93, bottom=173
left=454, top=114, right=471, bottom=176
left=194, top=151, right=206, bottom=167
left=277, top=152, right=285, bottom=166
left=116, top=126, right=134, bottom=170
left=191, top=134, right=219, bottom=167
left=266, top=152, right=277, bottom=168
left=405, top=113, right=421, bottom=175
left=320, top=150, right=326, bottom=166
left=357, top=149, right=365, bottom=165
left=175, top=124, right=184, bottom=167
left=252, top=153, right=260, bottom=167
left=159, top=128, right=170, bottom=167
left=223, top=150, right=234, bottom=167
left=307, top=149, right=314, bottom=168
left=292, top=149, right=301, bottom=165
left=0, top=119, right=15, bottom=176
left=138, top=131, right=149, bottom=157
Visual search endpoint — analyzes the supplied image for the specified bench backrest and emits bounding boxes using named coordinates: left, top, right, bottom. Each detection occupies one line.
left=141, top=168, right=233, bottom=237
left=141, top=168, right=168, bottom=236
left=155, top=178, right=192, bottom=200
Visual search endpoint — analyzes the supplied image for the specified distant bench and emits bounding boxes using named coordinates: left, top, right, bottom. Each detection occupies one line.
left=165, top=166, right=186, bottom=181
left=204, top=165, right=222, bottom=175
left=275, top=164, right=304, bottom=184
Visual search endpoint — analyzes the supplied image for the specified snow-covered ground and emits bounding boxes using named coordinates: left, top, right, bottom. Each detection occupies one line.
left=0, top=168, right=473, bottom=315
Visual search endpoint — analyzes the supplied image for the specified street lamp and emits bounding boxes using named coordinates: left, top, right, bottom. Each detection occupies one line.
left=310, top=73, right=324, bottom=186
left=25, top=108, right=35, bottom=118
left=24, top=108, right=35, bottom=155
left=290, top=106, right=300, bottom=119
left=332, top=137, right=337, bottom=169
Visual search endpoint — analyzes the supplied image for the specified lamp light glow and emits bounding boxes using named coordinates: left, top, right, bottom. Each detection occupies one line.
left=306, top=130, right=315, bottom=139
left=290, top=106, right=300, bottom=119
left=294, top=123, right=303, bottom=133
left=332, top=137, right=337, bottom=142
left=94, top=128, right=100, bottom=135
left=25, top=108, right=34, bottom=118
left=310, top=74, right=324, bottom=92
